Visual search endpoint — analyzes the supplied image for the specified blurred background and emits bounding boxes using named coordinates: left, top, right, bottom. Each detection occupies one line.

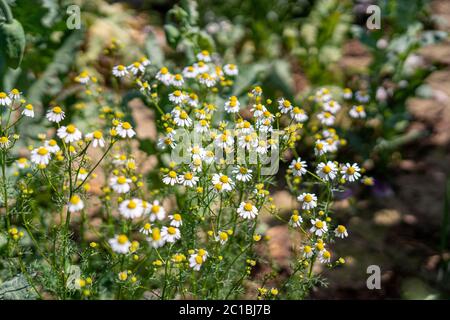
left=1, top=0, right=449, bottom=299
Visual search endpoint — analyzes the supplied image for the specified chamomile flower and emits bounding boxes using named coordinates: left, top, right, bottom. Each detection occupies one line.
left=314, top=140, right=329, bottom=156
left=187, top=93, right=199, bottom=107
left=251, top=103, right=267, bottom=118
left=190, top=158, right=203, bottom=173
left=22, top=104, right=35, bottom=118
left=198, top=73, right=216, bottom=87
left=139, top=56, right=150, bottom=66
left=255, top=139, right=268, bottom=154
left=289, top=158, right=307, bottom=177
left=140, top=223, right=152, bottom=236
left=290, top=107, right=308, bottom=123
left=161, top=226, right=181, bottom=243
left=238, top=133, right=258, bottom=150
left=193, top=61, right=209, bottom=74
left=278, top=98, right=293, bottom=114
left=355, top=91, right=370, bottom=103
left=319, top=250, right=331, bottom=263
left=237, top=202, right=258, bottom=219
left=169, top=90, right=186, bottom=104
left=323, top=100, right=341, bottom=114
left=147, top=228, right=165, bottom=248
left=31, top=147, right=51, bottom=166
left=342, top=88, right=352, bottom=99
left=9, top=88, right=21, bottom=100
left=189, top=251, right=208, bottom=271
left=212, top=174, right=234, bottom=192
left=289, top=214, right=303, bottom=228
left=334, top=225, right=348, bottom=239
left=75, top=71, right=90, bottom=84
left=223, top=63, right=238, bottom=76
left=163, top=170, right=178, bottom=186
left=116, top=122, right=136, bottom=138
left=233, top=166, right=253, bottom=182
left=310, top=219, right=328, bottom=237
left=68, top=195, right=84, bottom=212
left=297, top=193, right=317, bottom=210
left=156, top=67, right=173, bottom=85
left=349, top=105, right=366, bottom=119
left=171, top=74, right=184, bottom=87
left=178, top=172, right=199, bottom=187
left=109, top=175, right=132, bottom=193
left=0, top=92, right=11, bottom=106
left=195, top=119, right=210, bottom=133
left=112, top=64, right=129, bottom=78
left=224, top=96, right=240, bottom=113
left=137, top=80, right=151, bottom=94
left=316, top=161, right=338, bottom=181
left=86, top=131, right=105, bottom=148
left=16, top=157, right=29, bottom=169
left=109, top=234, right=131, bottom=254
left=216, top=231, right=229, bottom=245
left=77, top=168, right=88, bottom=181
left=119, top=199, right=144, bottom=219
left=302, top=245, right=314, bottom=258
left=196, top=50, right=211, bottom=62
left=317, top=111, right=335, bottom=126
left=57, top=124, right=82, bottom=143
left=0, top=136, right=10, bottom=149
left=341, top=163, right=361, bottom=182
left=149, top=200, right=166, bottom=221
left=46, top=106, right=65, bottom=123
left=173, top=110, right=192, bottom=127
left=158, top=136, right=176, bottom=150
left=127, top=61, right=145, bottom=75
left=169, top=213, right=183, bottom=227
left=183, top=65, right=198, bottom=78
left=215, top=132, right=234, bottom=148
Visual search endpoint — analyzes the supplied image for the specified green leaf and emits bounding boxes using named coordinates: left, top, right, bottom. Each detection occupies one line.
left=0, top=19, right=26, bottom=69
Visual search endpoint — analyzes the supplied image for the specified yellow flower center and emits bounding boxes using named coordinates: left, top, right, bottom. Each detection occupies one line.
left=219, top=232, right=228, bottom=241
left=167, top=227, right=177, bottom=235
left=117, top=176, right=127, bottom=184
left=294, top=163, right=302, bottom=170
left=52, top=106, right=62, bottom=114
left=356, top=106, right=364, bottom=112
left=315, top=221, right=324, bottom=229
left=70, top=195, right=80, bottom=204
left=173, top=214, right=181, bottom=221
left=184, top=172, right=193, bottom=180
left=151, top=205, right=160, bottom=213
left=168, top=171, right=177, bottom=178
left=127, top=200, right=137, bottom=209
left=122, top=122, right=131, bottom=130
left=195, top=255, right=203, bottom=264
left=292, top=215, right=299, bottom=222
left=244, top=203, right=253, bottom=211
left=304, top=245, right=312, bottom=253
left=117, top=65, right=125, bottom=71
left=25, top=104, right=33, bottom=110
left=219, top=175, right=229, bottom=183
left=0, top=92, right=7, bottom=98
left=322, top=165, right=332, bottom=174
left=346, top=167, right=355, bottom=174
left=143, top=223, right=151, bottom=230
left=0, top=136, right=8, bottom=144
left=160, top=67, right=168, bottom=74
left=37, top=147, right=48, bottom=156
left=337, top=225, right=346, bottom=233
left=174, top=74, right=182, bottom=80
left=239, top=167, right=248, bottom=174
left=117, top=234, right=128, bottom=244
left=180, top=111, right=188, bottom=119
left=152, top=228, right=161, bottom=240
left=283, top=100, right=291, bottom=108
left=304, top=194, right=312, bottom=202
left=93, top=131, right=103, bottom=139
left=66, top=125, right=76, bottom=134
